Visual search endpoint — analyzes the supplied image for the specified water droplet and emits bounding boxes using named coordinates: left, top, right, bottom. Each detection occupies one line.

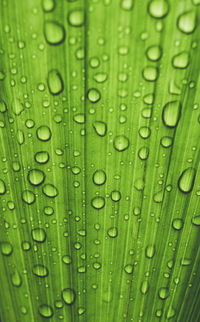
left=166, top=306, right=176, bottom=319
left=181, top=258, right=192, bottom=266
left=113, top=135, right=129, bottom=152
left=178, top=167, right=196, bottom=193
left=124, top=264, right=134, bottom=274
left=139, top=127, right=151, bottom=139
left=172, top=218, right=184, bottom=230
left=35, top=151, right=49, bottom=164
left=140, top=280, right=149, bottom=294
left=162, top=101, right=181, bottom=128
left=138, top=147, right=149, bottom=160
left=62, top=288, right=76, bottom=305
left=11, top=270, right=22, bottom=287
left=177, top=11, right=196, bottom=34
left=160, top=136, right=173, bottom=148
left=0, top=100, right=7, bottom=113
left=68, top=9, right=85, bottom=27
left=44, top=21, right=65, bottom=45
left=36, top=126, right=52, bottom=141
left=153, top=191, right=163, bottom=203
left=143, top=93, right=155, bottom=105
left=93, top=121, right=107, bottom=136
left=42, top=184, right=58, bottom=198
left=62, top=255, right=72, bottom=264
left=120, top=0, right=134, bottom=10
left=32, top=264, right=48, bottom=277
left=143, top=66, right=159, bottom=81
left=172, top=52, right=190, bottom=69
left=22, top=190, right=36, bottom=204
left=158, top=287, right=169, bottom=300
left=47, top=69, right=64, bottom=95
left=32, top=228, right=46, bottom=243
left=44, top=206, right=54, bottom=216
left=148, top=0, right=169, bottom=19
left=107, top=227, right=118, bottom=238
left=191, top=215, right=200, bottom=226
left=91, top=196, right=105, bottom=209
left=146, top=45, right=162, bottom=61
left=39, top=304, right=54, bottom=318
left=93, top=73, right=107, bottom=83
left=42, top=0, right=55, bottom=12
left=1, top=242, right=13, bottom=256
left=16, top=130, right=25, bottom=145
left=87, top=88, right=101, bottom=103
left=12, top=98, right=24, bottom=116
left=28, top=169, right=45, bottom=186
left=93, top=170, right=106, bottom=185
left=111, top=190, right=121, bottom=202
left=73, top=113, right=85, bottom=124
left=0, top=179, right=6, bottom=195
left=0, top=71, right=5, bottom=81
left=145, top=245, right=155, bottom=258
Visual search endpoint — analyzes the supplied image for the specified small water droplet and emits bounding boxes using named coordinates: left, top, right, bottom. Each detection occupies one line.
left=35, top=151, right=49, bottom=164
left=91, top=196, right=105, bottom=209
left=111, top=190, right=121, bottom=202
left=191, top=215, right=200, bottom=226
left=87, top=88, right=101, bottom=103
left=158, top=287, right=169, bottom=300
left=124, top=264, right=134, bottom=274
left=11, top=270, right=22, bottom=287
left=172, top=218, right=184, bottom=230
left=0, top=179, right=6, bottom=195
left=160, top=136, right=173, bottom=148
left=1, top=242, right=13, bottom=256
left=146, top=45, right=162, bottom=61
left=42, top=0, right=55, bottom=12
left=107, top=227, right=118, bottom=238
left=36, top=126, right=52, bottom=141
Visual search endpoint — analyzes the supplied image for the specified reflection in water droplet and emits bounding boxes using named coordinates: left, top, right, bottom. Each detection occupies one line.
left=191, top=216, right=200, bottom=226
left=160, top=136, right=173, bottom=148
left=146, top=45, right=162, bottom=61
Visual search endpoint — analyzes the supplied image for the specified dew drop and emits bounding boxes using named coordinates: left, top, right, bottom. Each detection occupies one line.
left=145, top=245, right=155, bottom=258
left=172, top=218, right=184, bottom=230
left=177, top=11, right=196, bottom=34
left=111, top=190, right=121, bottom=202
left=138, top=147, right=149, bottom=160
left=158, top=287, right=169, bottom=300
left=93, top=170, right=106, bottom=185
left=93, top=121, right=107, bottom=136
left=11, top=270, right=22, bottom=287
left=44, top=21, right=65, bottom=45
left=124, top=264, right=134, bottom=274
left=160, top=136, right=173, bottom=148
left=62, top=288, right=76, bottom=305
left=31, top=228, right=46, bottom=243
left=93, top=73, right=107, bottom=83
left=139, top=127, right=151, bottom=139
left=62, top=255, right=72, bottom=264
left=47, top=69, right=64, bottom=95
left=32, top=264, right=48, bottom=277
left=42, top=0, right=55, bottom=12
left=91, top=196, right=105, bottom=209
left=39, top=304, right=54, bottom=318
left=107, top=227, right=118, bottom=238
left=140, top=280, right=149, bottom=294
left=0, top=179, right=6, bottom=195
left=42, top=184, right=58, bottom=198
left=28, top=169, right=45, bottom=186
left=36, top=126, right=52, bottom=141
left=1, top=242, right=13, bottom=256
left=35, top=151, right=49, bottom=164
left=22, top=190, right=36, bottom=205
left=172, top=52, right=190, bottom=69
left=87, top=88, right=101, bottom=103
left=120, top=0, right=134, bottom=10
left=148, top=0, right=169, bottom=19
left=113, top=135, right=129, bottom=152
left=73, top=113, right=85, bottom=124
left=191, top=215, right=200, bottom=226
left=146, top=45, right=162, bottom=61
left=44, top=206, right=54, bottom=216
left=142, top=66, right=159, bottom=81
left=162, top=101, right=181, bottom=128
left=178, top=167, right=196, bottom=194
left=0, top=100, right=7, bottom=113
left=68, top=9, right=85, bottom=27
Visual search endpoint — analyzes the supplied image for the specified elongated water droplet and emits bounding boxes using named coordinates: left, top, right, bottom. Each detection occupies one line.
left=145, top=245, right=155, bottom=258
left=93, top=121, right=107, bottom=136
left=32, top=264, right=48, bottom=277
left=22, top=190, right=36, bottom=205
left=44, top=21, right=65, bottom=45
left=158, top=287, right=169, bottom=300
left=62, top=288, right=76, bottom=305
left=172, top=52, right=190, bottom=69
left=178, top=167, right=196, bottom=193
left=47, top=69, right=64, bottom=95
left=177, top=11, right=196, bottom=34
left=0, top=100, right=7, bottom=113
left=140, top=280, right=149, bottom=294
left=93, top=170, right=106, bottom=185
left=11, top=270, right=22, bottom=287
left=32, top=228, right=46, bottom=243
left=42, top=184, right=58, bottom=198
left=162, top=101, right=181, bottom=128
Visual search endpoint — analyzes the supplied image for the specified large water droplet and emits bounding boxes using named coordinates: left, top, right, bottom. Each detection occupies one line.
left=39, top=304, right=54, bottom=318
left=148, top=0, right=169, bottom=19
left=1, top=242, right=13, bottom=256
left=28, top=169, right=45, bottom=186
left=172, top=218, right=184, bottom=230
left=22, top=190, right=36, bottom=205
left=162, top=101, right=181, bottom=128
left=47, top=69, right=64, bottom=95
left=37, top=126, right=52, bottom=141
left=93, top=170, right=106, bottom=185
left=178, top=167, right=196, bottom=193
left=91, top=196, right=105, bottom=209
left=35, top=151, right=49, bottom=164
left=32, top=228, right=46, bottom=243
left=145, top=245, right=155, bottom=258
left=68, top=9, right=85, bottom=27
left=177, top=11, right=196, bottom=34
left=44, top=21, right=65, bottom=45
left=93, top=121, right=107, bottom=136
left=32, top=264, right=48, bottom=277
left=73, top=113, right=85, bottom=124
left=172, top=52, right=190, bottom=69
left=42, top=184, right=58, bottom=198
left=111, top=190, right=121, bottom=202
left=113, top=135, right=129, bottom=152
left=62, top=288, right=76, bottom=305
